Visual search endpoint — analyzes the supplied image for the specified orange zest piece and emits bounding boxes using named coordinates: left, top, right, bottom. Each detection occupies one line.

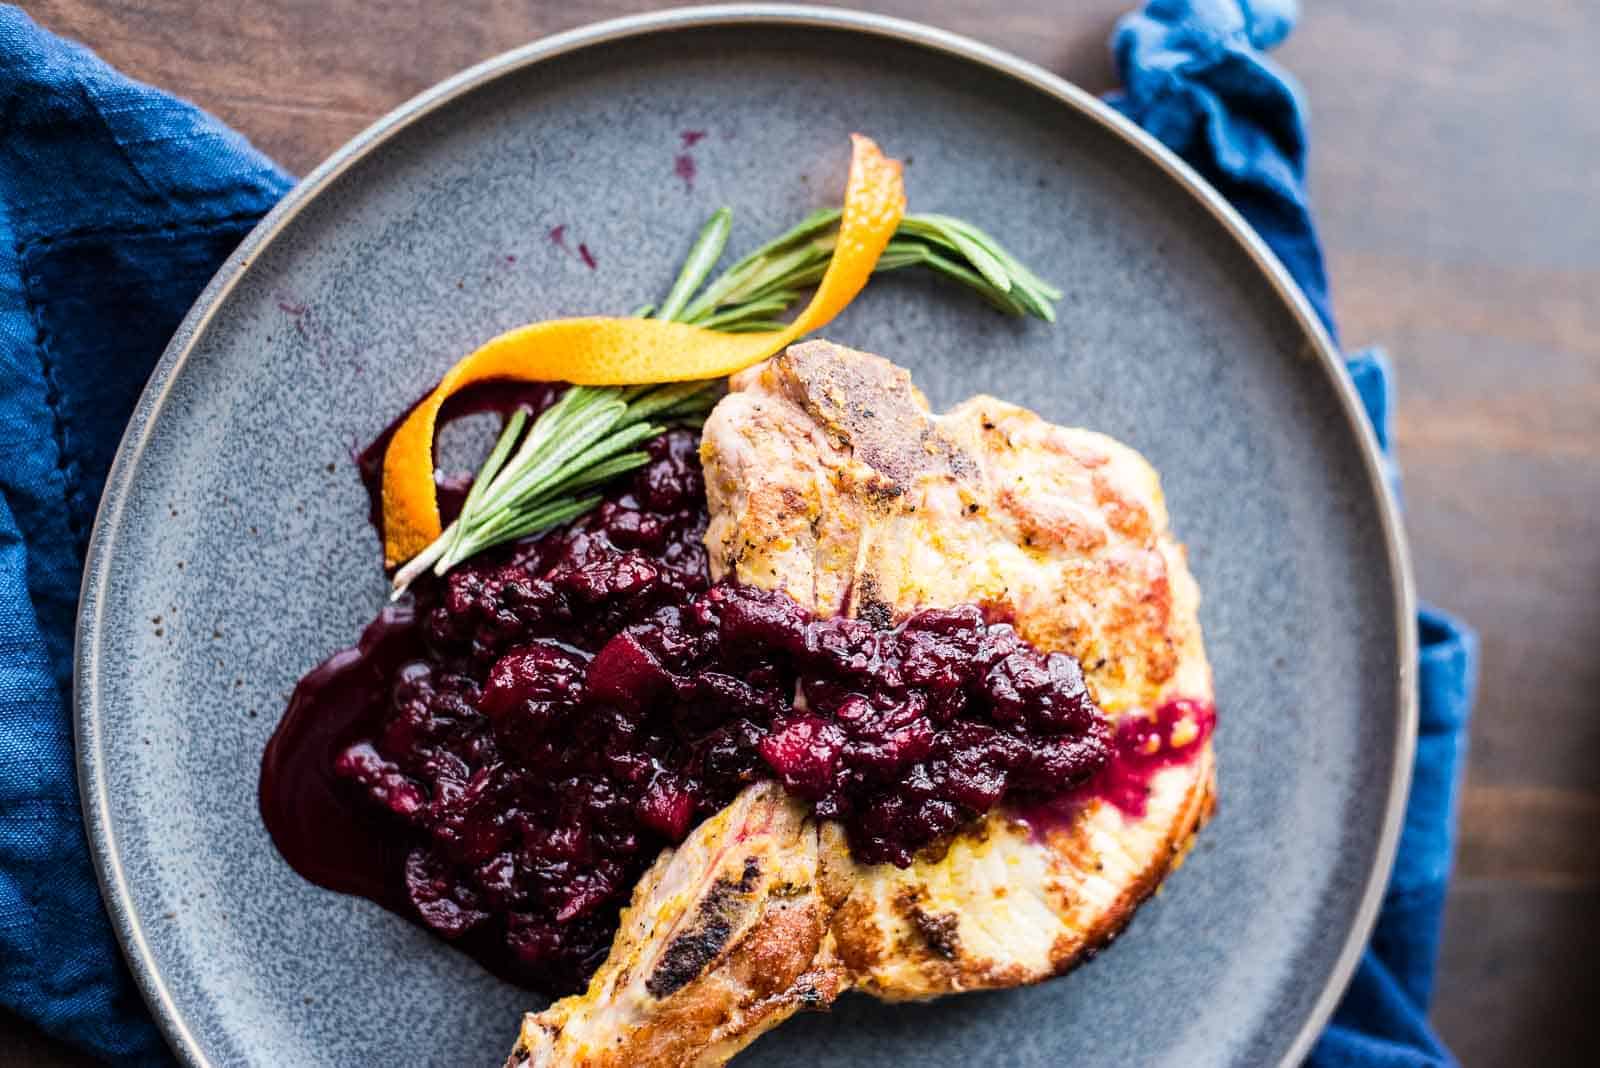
left=382, top=133, right=906, bottom=566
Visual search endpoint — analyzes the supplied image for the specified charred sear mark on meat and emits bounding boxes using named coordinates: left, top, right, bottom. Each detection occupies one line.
left=645, top=856, right=764, bottom=998
left=890, top=886, right=961, bottom=961
left=854, top=573, right=895, bottom=628
left=908, top=908, right=962, bottom=960
left=794, top=979, right=829, bottom=1009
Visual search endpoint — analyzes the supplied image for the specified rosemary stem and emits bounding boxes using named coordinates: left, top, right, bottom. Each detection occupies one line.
left=391, top=522, right=455, bottom=598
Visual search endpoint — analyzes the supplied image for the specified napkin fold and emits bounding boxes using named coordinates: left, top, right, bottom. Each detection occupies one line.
left=1107, top=0, right=1338, bottom=340
left=0, top=2, right=1473, bottom=1064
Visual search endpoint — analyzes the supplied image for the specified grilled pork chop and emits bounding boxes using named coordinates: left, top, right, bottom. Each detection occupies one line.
left=508, top=341, right=1214, bottom=1065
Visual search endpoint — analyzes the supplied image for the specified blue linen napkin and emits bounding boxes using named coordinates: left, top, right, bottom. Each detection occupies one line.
left=0, top=2, right=1475, bottom=1064
left=1110, top=3, right=1476, bottom=1065
left=0, top=7, right=291, bottom=1063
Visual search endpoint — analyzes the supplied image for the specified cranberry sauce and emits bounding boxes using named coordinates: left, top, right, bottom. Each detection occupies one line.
left=1014, top=696, right=1217, bottom=832
left=260, top=599, right=421, bottom=910
left=262, top=389, right=1194, bottom=997
left=263, top=424, right=711, bottom=992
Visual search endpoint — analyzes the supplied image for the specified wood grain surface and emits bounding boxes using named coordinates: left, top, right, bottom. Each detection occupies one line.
left=11, top=1, right=1597, bottom=1065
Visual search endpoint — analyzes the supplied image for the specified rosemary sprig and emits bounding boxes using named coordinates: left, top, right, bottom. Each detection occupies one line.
left=391, top=206, right=1058, bottom=593
left=679, top=209, right=1062, bottom=325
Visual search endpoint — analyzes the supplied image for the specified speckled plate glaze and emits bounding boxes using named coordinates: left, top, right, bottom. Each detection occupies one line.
left=75, top=6, right=1415, bottom=1067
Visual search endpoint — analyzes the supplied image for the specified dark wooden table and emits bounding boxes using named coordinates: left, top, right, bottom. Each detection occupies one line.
left=10, top=1, right=1597, bottom=1065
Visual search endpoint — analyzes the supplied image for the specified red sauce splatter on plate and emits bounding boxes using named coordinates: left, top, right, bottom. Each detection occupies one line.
left=673, top=153, right=696, bottom=191
left=548, top=225, right=598, bottom=269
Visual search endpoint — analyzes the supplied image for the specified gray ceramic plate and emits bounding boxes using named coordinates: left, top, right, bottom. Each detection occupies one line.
left=76, top=6, right=1415, bottom=1067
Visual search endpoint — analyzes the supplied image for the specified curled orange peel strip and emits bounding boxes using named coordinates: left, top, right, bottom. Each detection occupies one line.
left=382, top=133, right=906, bottom=566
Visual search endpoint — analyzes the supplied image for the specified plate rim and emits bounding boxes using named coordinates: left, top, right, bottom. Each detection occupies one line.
left=73, top=5, right=1418, bottom=1065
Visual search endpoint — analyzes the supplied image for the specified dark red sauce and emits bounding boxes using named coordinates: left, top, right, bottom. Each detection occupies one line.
left=260, top=600, right=417, bottom=908
left=264, top=415, right=713, bottom=993
left=547, top=226, right=599, bottom=271
left=261, top=385, right=1205, bottom=997
left=673, top=153, right=696, bottom=191
left=1014, top=696, right=1216, bottom=831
